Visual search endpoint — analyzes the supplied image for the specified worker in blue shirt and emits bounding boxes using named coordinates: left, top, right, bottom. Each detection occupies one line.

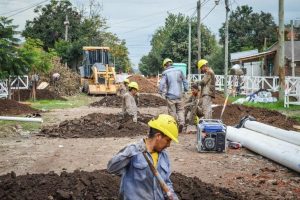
left=107, top=114, right=179, bottom=200
left=159, top=58, right=189, bottom=133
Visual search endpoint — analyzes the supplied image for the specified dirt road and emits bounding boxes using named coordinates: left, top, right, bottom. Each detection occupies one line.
left=0, top=103, right=299, bottom=199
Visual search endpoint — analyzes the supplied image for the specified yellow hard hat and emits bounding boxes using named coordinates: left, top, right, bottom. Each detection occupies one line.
left=124, top=79, right=130, bottom=84
left=148, top=114, right=179, bottom=143
left=128, top=81, right=139, bottom=90
left=197, top=59, right=208, bottom=69
left=163, top=58, right=173, bottom=67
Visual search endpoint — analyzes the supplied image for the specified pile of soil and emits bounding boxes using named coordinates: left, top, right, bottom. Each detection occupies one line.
left=213, top=91, right=227, bottom=105
left=90, top=94, right=166, bottom=107
left=11, top=89, right=66, bottom=101
left=40, top=57, right=81, bottom=96
left=0, top=170, right=251, bottom=200
left=128, top=75, right=158, bottom=93
left=0, top=99, right=38, bottom=116
left=213, top=104, right=298, bottom=130
left=40, top=113, right=153, bottom=138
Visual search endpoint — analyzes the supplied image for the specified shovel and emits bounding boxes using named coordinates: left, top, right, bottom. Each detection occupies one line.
left=142, top=152, right=174, bottom=200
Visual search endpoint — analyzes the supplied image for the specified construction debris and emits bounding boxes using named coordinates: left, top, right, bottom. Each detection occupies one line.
left=40, top=57, right=81, bottom=96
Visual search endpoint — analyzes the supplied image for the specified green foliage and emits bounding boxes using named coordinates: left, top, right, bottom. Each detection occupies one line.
left=0, top=17, right=28, bottom=79
left=219, top=5, right=277, bottom=53
left=22, top=0, right=131, bottom=72
left=139, top=13, right=218, bottom=76
left=206, top=46, right=224, bottom=75
left=19, top=38, right=52, bottom=74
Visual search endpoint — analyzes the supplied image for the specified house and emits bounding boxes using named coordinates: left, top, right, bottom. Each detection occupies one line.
left=231, top=41, right=300, bottom=77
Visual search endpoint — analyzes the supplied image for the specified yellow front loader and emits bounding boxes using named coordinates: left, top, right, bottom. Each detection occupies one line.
left=79, top=46, right=118, bottom=95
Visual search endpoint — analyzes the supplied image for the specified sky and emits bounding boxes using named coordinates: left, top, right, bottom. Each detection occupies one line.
left=1, top=0, right=300, bottom=68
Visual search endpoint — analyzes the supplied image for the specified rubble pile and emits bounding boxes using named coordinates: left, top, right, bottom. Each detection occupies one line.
left=40, top=57, right=81, bottom=96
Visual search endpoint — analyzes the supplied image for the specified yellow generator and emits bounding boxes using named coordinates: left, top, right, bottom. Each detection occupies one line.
left=79, top=46, right=118, bottom=95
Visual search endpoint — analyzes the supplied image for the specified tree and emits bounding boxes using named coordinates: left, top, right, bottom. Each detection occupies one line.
left=23, top=0, right=131, bottom=72
left=219, top=5, right=277, bottom=53
left=19, top=38, right=53, bottom=101
left=0, top=17, right=28, bottom=99
left=139, top=13, right=218, bottom=76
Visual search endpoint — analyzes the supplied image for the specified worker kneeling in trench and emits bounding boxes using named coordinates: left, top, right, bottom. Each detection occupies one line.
left=107, top=114, right=179, bottom=200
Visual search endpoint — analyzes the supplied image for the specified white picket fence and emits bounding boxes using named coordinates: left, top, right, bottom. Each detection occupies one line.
left=0, top=76, right=29, bottom=99
left=158, top=74, right=300, bottom=108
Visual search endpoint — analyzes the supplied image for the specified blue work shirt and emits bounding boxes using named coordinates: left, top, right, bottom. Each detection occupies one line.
left=159, top=66, right=189, bottom=100
left=107, top=139, right=178, bottom=200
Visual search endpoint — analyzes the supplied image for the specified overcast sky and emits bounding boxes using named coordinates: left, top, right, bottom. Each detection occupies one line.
left=1, top=0, right=299, bottom=67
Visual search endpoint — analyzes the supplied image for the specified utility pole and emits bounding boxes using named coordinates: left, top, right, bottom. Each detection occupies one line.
left=291, top=20, right=295, bottom=77
left=224, top=0, right=230, bottom=96
left=64, top=15, right=70, bottom=67
left=197, top=0, right=201, bottom=60
left=278, top=0, right=285, bottom=100
left=64, top=15, right=69, bottom=41
left=188, top=17, right=192, bottom=83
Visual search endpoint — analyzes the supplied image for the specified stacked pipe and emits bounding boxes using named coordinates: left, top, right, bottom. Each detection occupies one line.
left=227, top=118, right=300, bottom=173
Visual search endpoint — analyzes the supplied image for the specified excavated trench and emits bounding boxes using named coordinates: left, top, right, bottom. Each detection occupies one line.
left=0, top=170, right=259, bottom=200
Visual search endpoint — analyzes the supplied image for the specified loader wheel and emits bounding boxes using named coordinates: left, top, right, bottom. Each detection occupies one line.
left=82, top=81, right=89, bottom=94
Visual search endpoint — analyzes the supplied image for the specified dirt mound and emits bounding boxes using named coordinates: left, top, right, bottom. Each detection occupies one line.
left=40, top=57, right=81, bottom=96
left=213, top=91, right=227, bottom=105
left=0, top=99, right=38, bottom=116
left=40, top=113, right=153, bottom=138
left=0, top=170, right=252, bottom=200
left=11, top=89, right=66, bottom=101
left=90, top=94, right=166, bottom=107
left=128, top=75, right=158, bottom=93
left=213, top=104, right=298, bottom=130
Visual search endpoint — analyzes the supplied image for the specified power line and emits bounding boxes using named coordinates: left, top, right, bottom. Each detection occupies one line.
left=0, top=0, right=45, bottom=16
left=110, top=2, right=196, bottom=26
left=6, top=0, right=49, bottom=18
left=201, top=3, right=217, bottom=21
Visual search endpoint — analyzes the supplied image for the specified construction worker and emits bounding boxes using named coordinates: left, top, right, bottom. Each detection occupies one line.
left=184, top=83, right=203, bottom=126
left=122, top=81, right=139, bottom=123
left=107, top=114, right=179, bottom=200
left=117, top=78, right=130, bottom=96
left=159, top=58, right=188, bottom=133
left=196, top=59, right=215, bottom=119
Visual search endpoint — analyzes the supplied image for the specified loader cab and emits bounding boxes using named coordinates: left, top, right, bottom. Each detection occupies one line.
left=79, top=46, right=118, bottom=95
left=80, top=46, right=112, bottom=78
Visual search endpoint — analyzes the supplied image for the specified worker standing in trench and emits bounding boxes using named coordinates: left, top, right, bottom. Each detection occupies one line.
left=117, top=78, right=130, bottom=96
left=159, top=58, right=189, bottom=133
left=122, top=81, right=139, bottom=123
left=107, top=114, right=179, bottom=200
left=195, top=59, right=216, bottom=119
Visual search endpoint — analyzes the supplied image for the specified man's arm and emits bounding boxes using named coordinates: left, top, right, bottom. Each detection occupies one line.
left=181, top=72, right=189, bottom=92
left=107, top=142, right=146, bottom=175
left=159, top=74, right=167, bottom=94
left=165, top=162, right=179, bottom=200
left=198, top=73, right=211, bottom=87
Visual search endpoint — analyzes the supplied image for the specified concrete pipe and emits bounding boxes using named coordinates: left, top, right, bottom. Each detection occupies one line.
left=227, top=126, right=300, bottom=173
left=243, top=120, right=300, bottom=146
left=0, top=116, right=43, bottom=123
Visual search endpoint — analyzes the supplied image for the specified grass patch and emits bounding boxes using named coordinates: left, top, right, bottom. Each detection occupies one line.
left=29, top=94, right=94, bottom=111
left=0, top=120, right=41, bottom=132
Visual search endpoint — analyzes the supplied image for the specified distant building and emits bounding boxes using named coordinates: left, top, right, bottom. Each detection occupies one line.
left=230, top=41, right=300, bottom=77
